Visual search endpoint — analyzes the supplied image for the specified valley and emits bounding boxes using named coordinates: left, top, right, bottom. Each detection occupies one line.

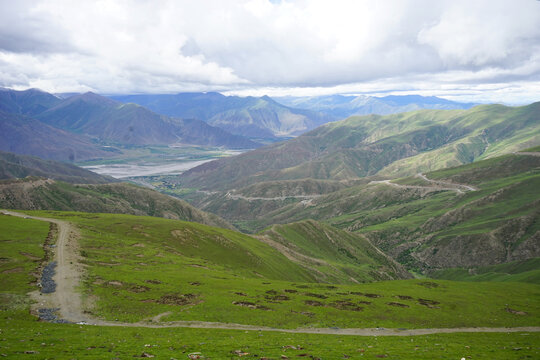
left=2, top=2, right=540, bottom=358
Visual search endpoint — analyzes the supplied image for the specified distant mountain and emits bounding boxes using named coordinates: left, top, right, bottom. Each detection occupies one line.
left=0, top=88, right=62, bottom=117
left=180, top=102, right=540, bottom=191
left=0, top=110, right=118, bottom=162
left=111, top=92, right=337, bottom=139
left=0, top=178, right=233, bottom=229
left=275, top=94, right=477, bottom=118
left=37, top=92, right=258, bottom=148
left=0, top=151, right=116, bottom=184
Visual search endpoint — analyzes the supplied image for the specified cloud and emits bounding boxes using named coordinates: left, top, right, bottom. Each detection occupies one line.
left=0, top=0, right=539, bottom=103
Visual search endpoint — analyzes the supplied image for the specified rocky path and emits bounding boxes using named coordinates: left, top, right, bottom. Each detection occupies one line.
left=3, top=210, right=539, bottom=336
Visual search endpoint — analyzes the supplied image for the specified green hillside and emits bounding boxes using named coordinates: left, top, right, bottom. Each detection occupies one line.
left=197, top=152, right=540, bottom=277
left=180, top=102, right=540, bottom=190
left=0, top=178, right=233, bottom=229
left=1, top=211, right=539, bottom=359
left=258, top=220, right=412, bottom=283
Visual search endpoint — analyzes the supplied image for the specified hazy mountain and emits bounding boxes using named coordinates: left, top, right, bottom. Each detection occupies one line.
left=180, top=102, right=540, bottom=191
left=0, top=151, right=116, bottom=184
left=0, top=88, right=62, bottom=117
left=36, top=92, right=258, bottom=148
left=111, top=92, right=337, bottom=139
left=0, top=110, right=118, bottom=162
left=275, top=94, right=476, bottom=118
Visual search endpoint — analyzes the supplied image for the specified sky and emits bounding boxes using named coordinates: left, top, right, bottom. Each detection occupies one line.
left=1, top=0, right=539, bottom=104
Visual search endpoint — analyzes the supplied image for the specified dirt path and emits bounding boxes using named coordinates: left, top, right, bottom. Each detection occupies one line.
left=369, top=174, right=476, bottom=194
left=226, top=191, right=321, bottom=202
left=514, top=151, right=540, bottom=157
left=2, top=210, right=90, bottom=323
left=3, top=210, right=539, bottom=336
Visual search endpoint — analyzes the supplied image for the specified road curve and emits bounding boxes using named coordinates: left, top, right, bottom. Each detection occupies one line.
left=2, top=210, right=538, bottom=336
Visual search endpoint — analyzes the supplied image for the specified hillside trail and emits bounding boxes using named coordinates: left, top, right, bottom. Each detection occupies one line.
left=369, top=173, right=476, bottom=194
left=3, top=210, right=539, bottom=336
left=225, top=191, right=321, bottom=202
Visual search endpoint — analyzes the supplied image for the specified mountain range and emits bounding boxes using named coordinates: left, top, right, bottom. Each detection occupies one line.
left=111, top=92, right=336, bottom=139
left=275, top=94, right=477, bottom=118
left=0, top=88, right=259, bottom=162
left=180, top=102, right=540, bottom=190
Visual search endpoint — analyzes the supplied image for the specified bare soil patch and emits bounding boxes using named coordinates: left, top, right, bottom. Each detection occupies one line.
left=304, top=300, right=324, bottom=306
left=418, top=299, right=440, bottom=308
left=232, top=301, right=271, bottom=310
left=330, top=301, right=363, bottom=311
left=387, top=302, right=409, bottom=308
left=304, top=292, right=327, bottom=299
left=506, top=308, right=528, bottom=316
left=157, top=293, right=198, bottom=306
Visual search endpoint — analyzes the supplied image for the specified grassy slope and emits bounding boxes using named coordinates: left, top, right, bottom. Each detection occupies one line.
left=180, top=102, right=540, bottom=190
left=0, top=212, right=539, bottom=359
left=258, top=220, right=412, bottom=283
left=17, top=211, right=540, bottom=330
left=230, top=153, right=540, bottom=277
left=0, top=179, right=233, bottom=229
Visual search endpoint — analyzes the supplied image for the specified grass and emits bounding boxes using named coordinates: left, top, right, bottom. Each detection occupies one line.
left=0, top=211, right=539, bottom=359
left=14, top=211, right=540, bottom=330
left=0, top=214, right=49, bottom=310
left=431, top=258, right=540, bottom=284
left=0, top=316, right=539, bottom=359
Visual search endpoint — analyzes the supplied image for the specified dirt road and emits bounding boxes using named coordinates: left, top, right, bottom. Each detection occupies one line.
left=3, top=210, right=538, bottom=336
left=369, top=173, right=476, bottom=194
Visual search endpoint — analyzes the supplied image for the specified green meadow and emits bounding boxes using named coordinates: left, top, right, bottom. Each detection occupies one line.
left=0, top=212, right=539, bottom=358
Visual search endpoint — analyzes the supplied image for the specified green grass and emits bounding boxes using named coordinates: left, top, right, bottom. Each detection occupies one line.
left=0, top=214, right=49, bottom=310
left=15, top=211, right=540, bottom=330
left=431, top=258, right=540, bottom=284
left=0, top=316, right=539, bottom=359
left=0, top=211, right=539, bottom=359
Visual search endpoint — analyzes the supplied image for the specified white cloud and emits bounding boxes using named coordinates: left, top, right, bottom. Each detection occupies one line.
left=0, top=0, right=539, bottom=103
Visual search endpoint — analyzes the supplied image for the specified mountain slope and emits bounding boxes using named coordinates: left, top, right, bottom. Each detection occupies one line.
left=258, top=220, right=411, bottom=283
left=0, top=110, right=118, bottom=162
left=180, top=102, right=540, bottom=190
left=0, top=88, right=62, bottom=116
left=111, top=92, right=336, bottom=139
left=37, top=92, right=258, bottom=148
left=0, top=151, right=116, bottom=184
left=275, top=94, right=476, bottom=118
left=236, top=152, right=540, bottom=276
left=0, top=178, right=233, bottom=229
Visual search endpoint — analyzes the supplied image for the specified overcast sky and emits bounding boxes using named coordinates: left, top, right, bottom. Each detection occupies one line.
left=1, top=0, right=539, bottom=103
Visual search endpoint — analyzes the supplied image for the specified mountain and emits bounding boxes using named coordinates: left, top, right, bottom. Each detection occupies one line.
left=0, top=151, right=116, bottom=184
left=179, top=102, right=540, bottom=191
left=0, top=110, right=119, bottom=162
left=0, top=88, right=62, bottom=116
left=37, top=92, right=258, bottom=148
left=0, top=178, right=233, bottom=229
left=258, top=220, right=411, bottom=283
left=179, top=150, right=540, bottom=279
left=111, top=92, right=336, bottom=139
left=275, top=94, right=477, bottom=118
